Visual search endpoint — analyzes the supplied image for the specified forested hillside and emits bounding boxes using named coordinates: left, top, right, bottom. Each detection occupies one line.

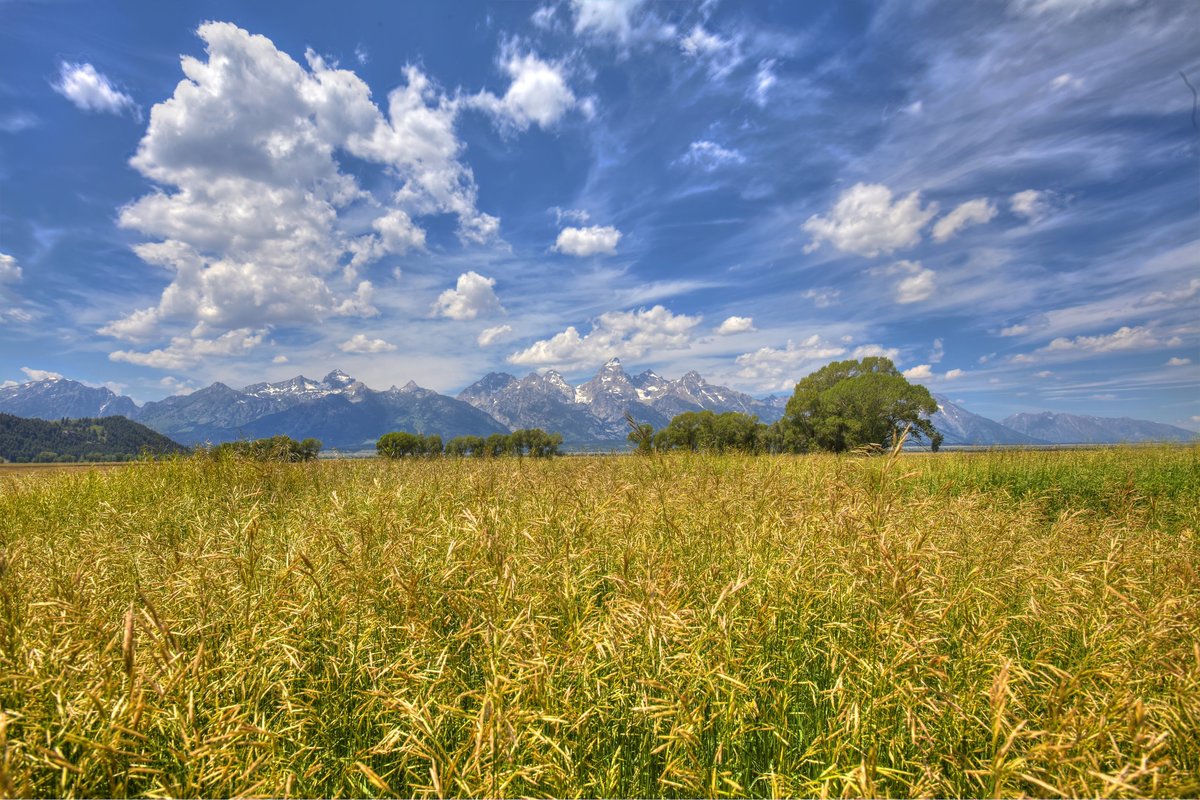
left=0, top=413, right=187, bottom=462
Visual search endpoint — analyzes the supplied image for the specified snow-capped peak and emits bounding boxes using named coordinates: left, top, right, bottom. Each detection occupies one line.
left=322, top=369, right=355, bottom=387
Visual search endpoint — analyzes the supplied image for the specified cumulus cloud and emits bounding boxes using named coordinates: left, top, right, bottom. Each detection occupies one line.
left=432, top=271, right=504, bottom=320
left=944, top=368, right=964, bottom=379
left=715, top=315, right=755, bottom=335
left=272, top=355, right=289, bottom=364
left=679, top=140, right=745, bottom=171
left=903, top=364, right=933, bottom=380
left=509, top=305, right=701, bottom=366
left=52, top=62, right=140, bottom=118
left=874, top=260, right=937, bottom=304
left=803, top=183, right=938, bottom=257
left=21, top=367, right=64, bottom=382
left=1166, top=357, right=1191, bottom=366
left=1010, top=189, right=1052, bottom=221
left=0, top=253, right=21, bottom=283
left=801, top=287, right=840, bottom=308
left=930, top=338, right=945, bottom=363
left=339, top=333, right=397, bottom=353
left=471, top=50, right=578, bottom=131
left=931, top=198, right=997, bottom=242
left=733, top=335, right=850, bottom=389
left=553, top=225, right=622, bottom=256
left=1042, top=325, right=1168, bottom=354
left=101, top=22, right=503, bottom=362
left=477, top=324, right=513, bottom=346
left=1140, top=278, right=1200, bottom=307
left=110, top=328, right=265, bottom=369
left=1000, top=323, right=1031, bottom=337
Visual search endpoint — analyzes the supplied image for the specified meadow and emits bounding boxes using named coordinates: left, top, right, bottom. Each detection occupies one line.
left=0, top=446, right=1197, bottom=798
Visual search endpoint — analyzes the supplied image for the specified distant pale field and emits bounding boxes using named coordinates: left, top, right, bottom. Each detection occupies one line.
left=0, top=448, right=1197, bottom=798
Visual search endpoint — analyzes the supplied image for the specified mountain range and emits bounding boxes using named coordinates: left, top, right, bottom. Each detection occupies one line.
left=1, top=362, right=1195, bottom=450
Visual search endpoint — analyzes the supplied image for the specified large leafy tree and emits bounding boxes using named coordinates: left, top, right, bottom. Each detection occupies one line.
left=781, top=357, right=942, bottom=452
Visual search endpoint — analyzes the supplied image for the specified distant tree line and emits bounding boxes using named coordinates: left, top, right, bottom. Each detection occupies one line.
left=0, top=413, right=186, bottom=463
left=204, top=435, right=322, bottom=461
left=629, top=357, right=943, bottom=454
left=378, top=428, right=563, bottom=458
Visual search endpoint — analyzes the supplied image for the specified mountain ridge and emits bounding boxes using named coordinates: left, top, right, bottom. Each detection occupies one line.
left=1, top=368, right=1195, bottom=448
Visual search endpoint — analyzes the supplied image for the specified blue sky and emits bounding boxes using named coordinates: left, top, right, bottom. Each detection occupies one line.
left=1, top=0, right=1197, bottom=426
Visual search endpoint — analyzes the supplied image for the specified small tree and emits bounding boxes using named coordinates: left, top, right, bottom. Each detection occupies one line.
left=780, top=357, right=942, bottom=452
left=377, top=431, right=421, bottom=458
left=483, top=433, right=508, bottom=458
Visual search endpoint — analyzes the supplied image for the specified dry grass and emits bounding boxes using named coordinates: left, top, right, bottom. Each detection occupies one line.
left=0, top=447, right=1197, bottom=797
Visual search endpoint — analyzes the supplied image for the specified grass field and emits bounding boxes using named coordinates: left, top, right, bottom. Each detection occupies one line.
left=1, top=447, right=1197, bottom=797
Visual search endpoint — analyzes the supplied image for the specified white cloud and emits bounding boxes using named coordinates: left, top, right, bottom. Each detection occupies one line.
left=350, top=209, right=426, bottom=268
left=553, top=225, right=622, bottom=256
left=339, top=333, right=397, bottom=353
left=679, top=140, right=745, bottom=171
left=801, top=287, right=840, bottom=308
left=1140, top=278, right=1200, bottom=307
left=570, top=0, right=647, bottom=43
left=109, top=328, right=265, bottom=370
left=551, top=206, right=591, bottom=225
left=1000, top=323, right=1031, bottom=337
left=944, top=368, right=964, bottom=380
left=355, top=44, right=369, bottom=66
left=679, top=25, right=743, bottom=79
left=432, top=271, right=504, bottom=320
left=0, top=308, right=34, bottom=325
left=734, top=335, right=849, bottom=389
left=803, top=183, right=938, bottom=257
left=851, top=344, right=900, bottom=360
left=1035, top=370, right=1054, bottom=378
left=0, top=253, right=21, bottom=283
left=531, top=5, right=558, bottom=29
left=272, top=355, right=289, bottom=364
left=332, top=281, right=379, bottom=317
left=930, top=338, right=944, bottom=363
left=1010, top=189, right=1052, bottom=221
left=52, top=62, right=139, bottom=118
left=715, top=316, right=755, bottom=335
left=931, top=198, right=997, bottom=242
left=751, top=60, right=777, bottom=107
left=1043, top=325, right=1163, bottom=354
left=477, top=324, right=513, bottom=346
left=21, top=367, right=63, bottom=382
left=903, top=364, right=933, bottom=380
left=874, top=260, right=937, bottom=304
left=471, top=50, right=577, bottom=131
left=509, top=305, right=701, bottom=366
left=103, top=22, right=502, bottom=357
left=1166, top=357, right=1191, bottom=366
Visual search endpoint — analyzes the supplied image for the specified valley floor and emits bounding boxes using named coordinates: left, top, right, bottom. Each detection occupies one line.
left=0, top=448, right=1197, bottom=797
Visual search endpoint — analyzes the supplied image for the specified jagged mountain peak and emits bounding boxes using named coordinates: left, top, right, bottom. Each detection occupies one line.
left=322, top=369, right=356, bottom=387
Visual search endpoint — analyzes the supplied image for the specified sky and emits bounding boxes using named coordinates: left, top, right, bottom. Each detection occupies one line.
left=0, top=0, right=1197, bottom=427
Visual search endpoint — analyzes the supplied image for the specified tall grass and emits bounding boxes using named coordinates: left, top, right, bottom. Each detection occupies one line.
left=0, top=447, right=1197, bottom=797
